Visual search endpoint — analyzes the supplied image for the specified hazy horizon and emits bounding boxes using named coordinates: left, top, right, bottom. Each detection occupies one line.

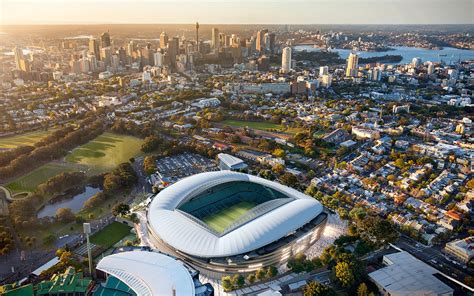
left=1, top=0, right=473, bottom=26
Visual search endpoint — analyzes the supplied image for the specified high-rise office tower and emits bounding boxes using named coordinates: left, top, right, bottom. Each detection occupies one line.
left=100, top=32, right=111, bottom=48
left=256, top=29, right=268, bottom=52
left=160, top=32, right=169, bottom=49
left=168, top=37, right=179, bottom=69
left=118, top=47, right=127, bottom=65
left=319, top=66, right=329, bottom=77
left=127, top=41, right=135, bottom=56
left=100, top=47, right=112, bottom=66
left=427, top=62, right=434, bottom=75
left=13, top=47, right=25, bottom=70
left=267, top=33, right=275, bottom=54
left=281, top=47, right=292, bottom=73
left=195, top=22, right=200, bottom=52
left=211, top=28, right=220, bottom=50
left=345, top=52, right=359, bottom=77
left=412, top=57, right=422, bottom=67
left=89, top=38, right=100, bottom=60
left=154, top=51, right=163, bottom=67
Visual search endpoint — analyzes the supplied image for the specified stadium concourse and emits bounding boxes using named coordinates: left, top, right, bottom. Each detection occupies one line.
left=146, top=171, right=329, bottom=279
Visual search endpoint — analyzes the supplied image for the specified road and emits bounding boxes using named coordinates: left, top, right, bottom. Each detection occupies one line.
left=395, top=235, right=473, bottom=284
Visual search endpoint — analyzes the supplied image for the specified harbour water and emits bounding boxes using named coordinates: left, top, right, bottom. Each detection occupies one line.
left=294, top=45, right=474, bottom=64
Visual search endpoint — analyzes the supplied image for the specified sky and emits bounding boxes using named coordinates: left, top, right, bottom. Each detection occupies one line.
left=1, top=0, right=473, bottom=25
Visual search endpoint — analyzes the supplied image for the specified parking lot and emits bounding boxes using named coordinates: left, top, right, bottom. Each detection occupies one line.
left=155, top=152, right=218, bottom=183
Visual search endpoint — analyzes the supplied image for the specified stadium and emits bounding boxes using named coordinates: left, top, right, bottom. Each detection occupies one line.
left=147, top=171, right=328, bottom=278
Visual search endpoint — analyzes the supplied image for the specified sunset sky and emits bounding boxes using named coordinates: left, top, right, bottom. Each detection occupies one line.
left=1, top=0, right=473, bottom=25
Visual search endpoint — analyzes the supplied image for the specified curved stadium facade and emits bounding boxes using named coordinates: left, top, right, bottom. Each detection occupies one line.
left=147, top=171, right=328, bottom=278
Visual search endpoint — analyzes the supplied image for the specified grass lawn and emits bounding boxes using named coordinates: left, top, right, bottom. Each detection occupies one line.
left=0, top=128, right=58, bottom=149
left=6, top=163, right=76, bottom=193
left=90, top=222, right=131, bottom=249
left=221, top=119, right=282, bottom=131
left=203, top=201, right=255, bottom=233
left=65, top=132, right=144, bottom=172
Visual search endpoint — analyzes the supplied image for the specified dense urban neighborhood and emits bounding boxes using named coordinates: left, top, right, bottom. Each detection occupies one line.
left=0, top=22, right=473, bottom=296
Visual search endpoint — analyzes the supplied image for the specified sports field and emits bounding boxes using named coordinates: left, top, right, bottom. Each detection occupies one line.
left=65, top=132, right=143, bottom=171
left=202, top=201, right=255, bottom=233
left=0, top=128, right=57, bottom=149
left=90, top=221, right=131, bottom=249
left=6, top=163, right=75, bottom=193
left=221, top=120, right=282, bottom=131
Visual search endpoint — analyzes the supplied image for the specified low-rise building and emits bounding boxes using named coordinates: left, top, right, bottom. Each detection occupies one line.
left=445, top=236, right=474, bottom=263
left=217, top=153, right=247, bottom=171
left=369, top=251, right=453, bottom=296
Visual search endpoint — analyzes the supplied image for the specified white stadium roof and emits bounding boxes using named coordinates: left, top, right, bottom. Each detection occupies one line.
left=148, top=171, right=323, bottom=258
left=96, top=251, right=195, bottom=296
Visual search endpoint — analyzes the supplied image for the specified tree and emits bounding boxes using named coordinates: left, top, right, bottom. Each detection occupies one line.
left=334, top=261, right=355, bottom=287
left=141, top=135, right=162, bottom=152
left=272, top=163, right=285, bottom=174
left=143, top=155, right=157, bottom=175
left=266, top=266, right=278, bottom=278
left=247, top=274, right=256, bottom=284
left=103, top=174, right=122, bottom=192
left=357, top=282, right=368, bottom=296
left=112, top=203, right=130, bottom=217
left=56, top=208, right=75, bottom=223
left=303, top=281, right=335, bottom=296
left=255, top=268, right=266, bottom=281
left=221, top=276, right=233, bottom=291
left=231, top=274, right=245, bottom=288
left=280, top=172, right=298, bottom=187
left=273, top=148, right=286, bottom=158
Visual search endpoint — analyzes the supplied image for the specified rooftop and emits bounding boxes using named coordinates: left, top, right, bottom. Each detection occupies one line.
left=96, top=251, right=195, bottom=296
left=369, top=251, right=453, bottom=296
left=148, top=171, right=323, bottom=258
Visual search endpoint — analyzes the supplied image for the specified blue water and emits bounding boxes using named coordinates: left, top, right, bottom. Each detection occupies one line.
left=37, top=186, right=101, bottom=218
left=294, top=45, right=474, bottom=64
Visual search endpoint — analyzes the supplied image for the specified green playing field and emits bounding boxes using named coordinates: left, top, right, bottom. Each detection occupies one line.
left=202, top=201, right=255, bottom=233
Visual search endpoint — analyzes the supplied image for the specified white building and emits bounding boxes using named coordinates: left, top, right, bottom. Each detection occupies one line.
left=154, top=52, right=163, bottom=67
left=281, top=47, right=292, bottom=73
left=217, top=153, right=247, bottom=171
left=369, top=251, right=453, bottom=296
left=445, top=236, right=474, bottom=263
left=319, top=66, right=328, bottom=77
left=191, top=98, right=221, bottom=108
left=345, top=52, right=359, bottom=77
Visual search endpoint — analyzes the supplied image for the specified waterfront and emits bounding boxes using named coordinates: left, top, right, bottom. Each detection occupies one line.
left=294, top=45, right=474, bottom=64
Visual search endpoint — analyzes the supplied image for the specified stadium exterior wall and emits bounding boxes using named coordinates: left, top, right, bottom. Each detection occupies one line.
left=147, top=212, right=328, bottom=279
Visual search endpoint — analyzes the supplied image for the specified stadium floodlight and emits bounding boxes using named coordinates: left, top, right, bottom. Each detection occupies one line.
left=83, top=223, right=93, bottom=276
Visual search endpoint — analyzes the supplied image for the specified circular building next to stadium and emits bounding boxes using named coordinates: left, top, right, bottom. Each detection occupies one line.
left=147, top=171, right=328, bottom=278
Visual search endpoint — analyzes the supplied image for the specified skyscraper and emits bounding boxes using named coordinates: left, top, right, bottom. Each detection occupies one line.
left=100, top=32, right=111, bottom=48
left=168, top=37, right=179, bottom=69
left=127, top=41, right=135, bottom=56
left=160, top=32, right=169, bottom=49
left=345, top=52, right=359, bottom=77
left=211, top=28, right=220, bottom=50
left=427, top=62, right=434, bottom=75
left=267, top=33, right=276, bottom=54
left=13, top=47, right=25, bottom=70
left=256, top=29, right=268, bottom=52
left=319, top=66, right=329, bottom=77
left=281, top=47, right=291, bottom=73
left=89, top=38, right=100, bottom=60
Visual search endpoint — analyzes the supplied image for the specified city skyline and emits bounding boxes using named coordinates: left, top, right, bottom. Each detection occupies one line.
left=1, top=0, right=473, bottom=25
